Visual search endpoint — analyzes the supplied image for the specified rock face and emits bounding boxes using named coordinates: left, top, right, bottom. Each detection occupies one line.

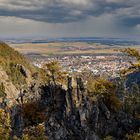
left=16, top=64, right=30, bottom=78
left=0, top=67, right=19, bottom=105
left=26, top=82, right=139, bottom=140
left=1, top=66, right=140, bottom=140
left=126, top=71, right=140, bottom=88
left=0, top=61, right=139, bottom=139
left=11, top=105, right=24, bottom=137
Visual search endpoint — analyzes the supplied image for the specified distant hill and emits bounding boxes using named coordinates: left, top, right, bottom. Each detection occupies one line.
left=5, top=37, right=140, bottom=46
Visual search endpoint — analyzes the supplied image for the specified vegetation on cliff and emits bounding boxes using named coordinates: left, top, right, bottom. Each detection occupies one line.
left=0, top=42, right=34, bottom=87
left=0, top=83, right=6, bottom=97
left=87, top=77, right=122, bottom=111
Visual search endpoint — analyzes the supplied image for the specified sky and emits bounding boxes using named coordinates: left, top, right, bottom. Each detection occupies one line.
left=0, top=0, right=140, bottom=38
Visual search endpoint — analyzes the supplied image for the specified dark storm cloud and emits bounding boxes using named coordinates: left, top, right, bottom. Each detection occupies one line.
left=0, top=0, right=139, bottom=27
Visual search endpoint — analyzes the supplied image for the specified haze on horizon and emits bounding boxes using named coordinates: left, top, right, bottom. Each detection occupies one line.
left=0, top=0, right=140, bottom=39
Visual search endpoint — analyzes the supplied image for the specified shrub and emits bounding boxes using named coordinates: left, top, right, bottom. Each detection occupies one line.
left=0, top=109, right=11, bottom=140
left=126, top=129, right=140, bottom=140
left=22, top=123, right=48, bottom=140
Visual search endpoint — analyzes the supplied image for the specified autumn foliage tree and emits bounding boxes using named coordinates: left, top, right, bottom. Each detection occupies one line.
left=87, top=77, right=122, bottom=111
left=121, top=48, right=140, bottom=75
left=43, top=61, right=67, bottom=84
left=0, top=109, right=11, bottom=140
left=22, top=123, right=48, bottom=140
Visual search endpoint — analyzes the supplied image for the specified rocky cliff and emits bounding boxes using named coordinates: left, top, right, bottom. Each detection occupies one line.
left=0, top=43, right=140, bottom=140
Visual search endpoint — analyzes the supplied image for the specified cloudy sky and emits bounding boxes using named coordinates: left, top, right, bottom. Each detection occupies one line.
left=0, top=0, right=140, bottom=38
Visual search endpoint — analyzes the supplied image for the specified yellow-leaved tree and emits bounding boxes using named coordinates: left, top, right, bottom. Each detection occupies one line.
left=121, top=48, right=140, bottom=75
left=43, top=61, right=67, bottom=84
left=0, top=109, right=11, bottom=140
left=22, top=123, right=48, bottom=140
left=87, top=77, right=122, bottom=111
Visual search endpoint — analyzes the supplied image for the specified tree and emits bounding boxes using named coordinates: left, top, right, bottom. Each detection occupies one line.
left=124, top=83, right=140, bottom=117
left=121, top=48, right=140, bottom=75
left=126, top=129, right=140, bottom=140
left=43, top=61, right=67, bottom=84
left=87, top=77, right=122, bottom=111
left=0, top=109, right=11, bottom=140
left=22, top=123, right=48, bottom=140
left=121, top=48, right=140, bottom=116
